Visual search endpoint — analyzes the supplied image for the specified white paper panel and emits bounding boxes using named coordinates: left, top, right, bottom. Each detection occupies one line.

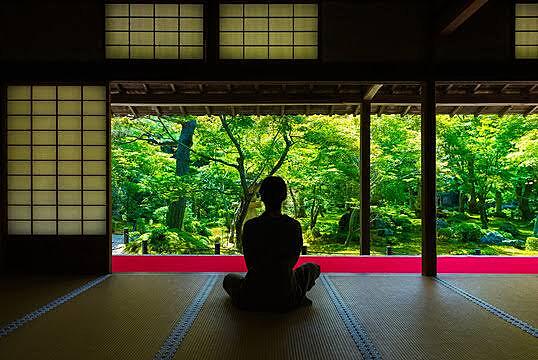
left=33, top=176, right=56, bottom=190
left=33, top=191, right=56, bottom=205
left=59, top=146, right=82, bottom=160
left=7, top=86, right=31, bottom=100
left=33, top=161, right=57, bottom=175
left=33, top=206, right=57, bottom=219
left=58, top=191, right=82, bottom=205
left=58, top=161, right=81, bottom=175
left=32, top=86, right=56, bottom=100
left=83, top=221, right=106, bottom=235
left=83, top=131, right=106, bottom=145
left=84, top=146, right=106, bottom=160
left=8, top=221, right=32, bottom=234
left=8, top=176, right=31, bottom=190
left=8, top=116, right=31, bottom=130
left=32, top=101, right=56, bottom=115
left=180, top=47, right=203, bottom=59
left=83, top=176, right=106, bottom=190
left=83, top=161, right=106, bottom=175
left=59, top=116, right=81, bottom=130
left=58, top=221, right=82, bottom=235
left=58, top=86, right=81, bottom=100
left=8, top=146, right=31, bottom=160
left=84, top=206, right=107, bottom=220
left=8, top=191, right=31, bottom=205
left=33, top=221, right=57, bottom=234
left=8, top=206, right=31, bottom=220
left=8, top=131, right=31, bottom=145
left=8, top=101, right=31, bottom=115
left=83, top=116, right=107, bottom=130
left=83, top=191, right=107, bottom=205
left=33, top=131, right=56, bottom=145
left=32, top=116, right=56, bottom=130
left=59, top=176, right=82, bottom=190
left=59, top=206, right=82, bottom=220
left=8, top=161, right=31, bottom=175
left=58, top=131, right=81, bottom=145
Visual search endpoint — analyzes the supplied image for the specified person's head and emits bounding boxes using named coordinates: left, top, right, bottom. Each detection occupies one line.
left=258, top=176, right=287, bottom=209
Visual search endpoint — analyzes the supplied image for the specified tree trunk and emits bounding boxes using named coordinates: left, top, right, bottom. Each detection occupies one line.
left=515, top=183, right=533, bottom=221
left=297, top=192, right=306, bottom=218
left=230, top=192, right=255, bottom=251
left=533, top=214, right=538, bottom=236
left=495, top=190, right=503, bottom=216
left=166, top=120, right=196, bottom=229
left=289, top=187, right=299, bottom=218
left=458, top=191, right=466, bottom=213
left=468, top=159, right=478, bottom=214
left=345, top=208, right=360, bottom=245
left=478, top=195, right=488, bottom=229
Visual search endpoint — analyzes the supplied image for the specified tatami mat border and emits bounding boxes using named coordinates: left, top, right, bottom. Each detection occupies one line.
left=434, top=277, right=538, bottom=338
left=0, top=275, right=111, bottom=338
left=321, top=274, right=382, bottom=360
left=153, top=274, right=219, bottom=360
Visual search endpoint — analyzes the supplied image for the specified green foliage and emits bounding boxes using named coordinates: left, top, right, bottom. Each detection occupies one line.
left=453, top=223, right=483, bottom=243
left=112, top=113, right=537, bottom=255
left=526, top=237, right=538, bottom=251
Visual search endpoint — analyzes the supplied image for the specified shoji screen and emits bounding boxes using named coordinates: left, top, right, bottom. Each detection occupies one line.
left=219, top=3, right=318, bottom=60
left=515, top=3, right=538, bottom=59
left=7, top=85, right=107, bottom=236
left=105, top=3, right=204, bottom=59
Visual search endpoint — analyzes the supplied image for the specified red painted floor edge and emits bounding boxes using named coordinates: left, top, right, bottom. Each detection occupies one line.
left=112, top=255, right=538, bottom=274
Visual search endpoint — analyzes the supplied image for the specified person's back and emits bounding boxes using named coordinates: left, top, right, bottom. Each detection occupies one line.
left=241, top=213, right=301, bottom=308
left=223, top=176, right=320, bottom=312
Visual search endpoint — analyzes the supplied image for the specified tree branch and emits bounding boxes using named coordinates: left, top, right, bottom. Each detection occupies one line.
left=176, top=141, right=238, bottom=169
left=219, top=114, right=248, bottom=193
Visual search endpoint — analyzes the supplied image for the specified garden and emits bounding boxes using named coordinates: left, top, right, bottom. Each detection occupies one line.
left=112, top=113, right=538, bottom=256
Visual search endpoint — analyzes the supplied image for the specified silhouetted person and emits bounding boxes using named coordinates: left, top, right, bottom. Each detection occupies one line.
left=223, top=176, right=321, bottom=312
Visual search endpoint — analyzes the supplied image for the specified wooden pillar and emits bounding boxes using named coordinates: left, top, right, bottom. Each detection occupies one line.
left=360, top=101, right=371, bottom=255
left=0, top=84, right=6, bottom=272
left=421, top=80, right=437, bottom=276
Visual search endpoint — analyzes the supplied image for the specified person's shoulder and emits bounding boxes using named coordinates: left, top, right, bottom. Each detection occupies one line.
left=283, top=215, right=301, bottom=227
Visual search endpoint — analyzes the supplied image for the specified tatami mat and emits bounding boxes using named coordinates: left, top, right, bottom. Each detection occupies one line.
left=439, top=274, right=538, bottom=327
left=173, top=275, right=364, bottom=360
left=0, top=275, right=95, bottom=326
left=330, top=274, right=538, bottom=360
left=0, top=274, right=207, bottom=360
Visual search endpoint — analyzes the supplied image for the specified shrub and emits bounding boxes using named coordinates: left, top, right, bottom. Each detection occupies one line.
left=153, top=206, right=168, bottom=223
left=498, top=222, right=519, bottom=236
left=453, top=223, right=482, bottom=243
left=526, top=237, right=538, bottom=251
left=500, top=239, right=525, bottom=249
left=451, top=212, right=470, bottom=222
left=437, top=227, right=455, bottom=242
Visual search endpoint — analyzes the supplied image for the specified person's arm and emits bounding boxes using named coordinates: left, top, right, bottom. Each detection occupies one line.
left=241, top=222, right=254, bottom=270
left=290, top=221, right=303, bottom=267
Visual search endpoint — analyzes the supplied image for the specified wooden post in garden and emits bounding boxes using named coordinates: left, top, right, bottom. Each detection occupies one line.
left=360, top=100, right=371, bottom=255
left=421, top=80, right=437, bottom=276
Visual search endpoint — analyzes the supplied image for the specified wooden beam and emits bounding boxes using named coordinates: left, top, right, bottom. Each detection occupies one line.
left=450, top=106, right=461, bottom=117
left=498, top=106, right=511, bottom=117
left=363, top=84, right=383, bottom=101
left=421, top=80, right=437, bottom=276
left=441, top=0, right=489, bottom=35
left=524, top=105, right=538, bottom=116
left=128, top=106, right=138, bottom=117
left=360, top=101, right=371, bottom=255
left=112, top=92, right=538, bottom=107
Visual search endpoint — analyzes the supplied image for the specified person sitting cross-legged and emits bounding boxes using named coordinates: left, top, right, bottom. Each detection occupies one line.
left=223, top=176, right=321, bottom=312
